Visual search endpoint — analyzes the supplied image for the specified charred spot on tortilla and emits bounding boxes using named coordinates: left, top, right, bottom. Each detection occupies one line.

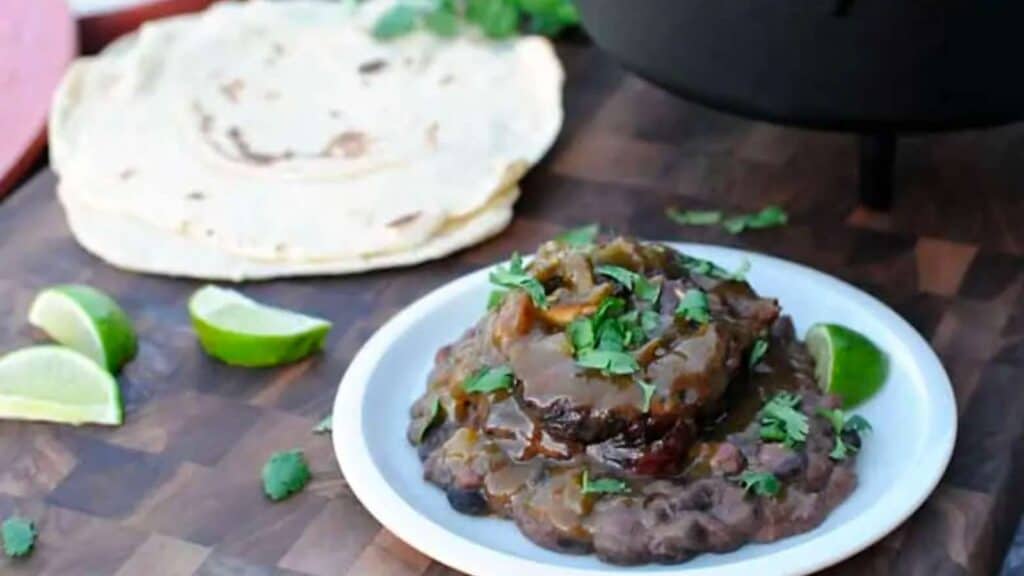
left=118, top=168, right=136, bottom=180
left=264, top=90, right=281, bottom=101
left=328, top=109, right=342, bottom=119
left=323, top=131, right=369, bottom=159
left=220, top=79, right=245, bottom=103
left=192, top=102, right=215, bottom=134
left=186, top=190, right=205, bottom=201
left=387, top=212, right=422, bottom=228
left=440, top=74, right=455, bottom=86
left=358, top=59, right=388, bottom=74
left=226, top=127, right=278, bottom=165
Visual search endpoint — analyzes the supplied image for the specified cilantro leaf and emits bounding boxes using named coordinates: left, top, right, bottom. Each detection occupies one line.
left=617, top=310, right=653, bottom=347
left=262, top=450, right=311, bottom=502
left=313, top=415, right=332, bottom=434
left=486, top=289, right=508, bottom=311
left=675, top=289, right=710, bottom=324
left=467, top=0, right=520, bottom=38
left=412, top=397, right=444, bottom=444
left=2, top=517, right=36, bottom=558
left=596, top=265, right=660, bottom=305
left=666, top=207, right=723, bottom=226
left=519, top=0, right=580, bottom=35
left=595, top=265, right=638, bottom=290
left=760, top=392, right=809, bottom=447
left=679, top=253, right=751, bottom=282
left=749, top=338, right=768, bottom=370
left=489, top=253, right=548, bottom=308
left=581, top=469, right=629, bottom=495
left=633, top=276, right=661, bottom=305
left=728, top=258, right=752, bottom=282
left=423, top=8, right=459, bottom=37
left=593, top=296, right=626, bottom=325
left=576, top=349, right=638, bottom=375
left=636, top=379, right=656, bottom=413
left=555, top=224, right=600, bottom=248
left=373, top=5, right=419, bottom=40
left=844, top=414, right=872, bottom=434
left=567, top=317, right=596, bottom=354
left=737, top=471, right=781, bottom=497
left=816, top=408, right=872, bottom=461
left=723, top=206, right=788, bottom=235
left=462, top=365, right=515, bottom=394
left=596, top=320, right=626, bottom=351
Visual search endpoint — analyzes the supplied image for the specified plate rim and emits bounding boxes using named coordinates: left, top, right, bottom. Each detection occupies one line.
left=333, top=242, right=957, bottom=576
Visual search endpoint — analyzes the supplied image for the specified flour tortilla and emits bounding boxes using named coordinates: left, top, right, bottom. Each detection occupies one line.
left=50, top=0, right=562, bottom=264
left=60, top=185, right=520, bottom=281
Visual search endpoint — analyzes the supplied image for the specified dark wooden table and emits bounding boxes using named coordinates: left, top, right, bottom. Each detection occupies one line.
left=1, top=42, right=1022, bottom=576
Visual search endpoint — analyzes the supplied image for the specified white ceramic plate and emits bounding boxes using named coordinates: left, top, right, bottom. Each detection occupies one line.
left=333, top=243, right=957, bottom=576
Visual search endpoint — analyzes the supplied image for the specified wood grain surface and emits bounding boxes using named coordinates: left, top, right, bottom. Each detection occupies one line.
left=1, top=41, right=1023, bottom=575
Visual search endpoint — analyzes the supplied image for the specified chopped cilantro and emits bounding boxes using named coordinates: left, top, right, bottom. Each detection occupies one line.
left=679, top=254, right=751, bottom=282
left=618, top=310, right=655, bottom=346
left=413, top=397, right=444, bottom=444
left=749, top=338, right=769, bottom=370
left=489, top=253, right=547, bottom=309
left=596, top=320, right=626, bottom=351
left=760, top=393, right=809, bottom=447
left=737, top=471, right=781, bottom=497
left=567, top=317, right=596, bottom=353
left=555, top=223, right=600, bottom=248
left=595, top=265, right=638, bottom=290
left=462, top=365, right=515, bottom=394
left=666, top=207, right=723, bottom=226
left=2, top=517, right=36, bottom=558
left=593, top=296, right=626, bottom=325
left=313, top=415, right=333, bottom=434
left=262, top=450, right=311, bottom=502
left=817, top=408, right=872, bottom=461
left=372, top=5, right=418, bottom=39
left=636, top=379, right=657, bottom=413
left=580, top=469, right=629, bottom=495
left=423, top=7, right=460, bottom=37
left=467, top=0, right=520, bottom=38
left=675, top=289, right=710, bottom=325
left=576, top=349, right=638, bottom=375
left=723, top=206, right=788, bottom=235
left=594, top=266, right=661, bottom=304
left=633, top=276, right=661, bottom=304
left=486, top=289, right=508, bottom=311
left=520, top=0, right=580, bottom=36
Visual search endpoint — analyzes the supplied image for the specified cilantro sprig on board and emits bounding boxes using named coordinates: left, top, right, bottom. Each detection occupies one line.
left=666, top=205, right=789, bottom=235
left=262, top=450, right=311, bottom=502
left=374, top=0, right=580, bottom=41
left=2, top=517, right=36, bottom=558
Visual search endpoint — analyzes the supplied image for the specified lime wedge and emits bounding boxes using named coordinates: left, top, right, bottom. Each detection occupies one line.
left=28, top=284, right=138, bottom=373
left=0, top=345, right=123, bottom=425
left=806, top=323, right=889, bottom=408
left=188, top=286, right=332, bottom=367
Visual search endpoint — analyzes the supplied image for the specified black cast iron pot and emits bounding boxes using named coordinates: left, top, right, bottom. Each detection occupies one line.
left=574, top=0, right=1024, bottom=207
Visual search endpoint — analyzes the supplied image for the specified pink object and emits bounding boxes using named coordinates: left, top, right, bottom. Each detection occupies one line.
left=0, top=0, right=77, bottom=198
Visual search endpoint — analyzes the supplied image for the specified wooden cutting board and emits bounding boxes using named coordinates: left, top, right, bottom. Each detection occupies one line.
left=0, top=0, right=76, bottom=198
left=0, top=42, right=1022, bottom=576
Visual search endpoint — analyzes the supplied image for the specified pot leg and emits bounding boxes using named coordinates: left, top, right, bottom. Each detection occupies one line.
left=858, top=133, right=897, bottom=210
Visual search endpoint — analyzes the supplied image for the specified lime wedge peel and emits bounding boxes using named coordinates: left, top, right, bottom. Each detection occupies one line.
left=189, top=286, right=332, bottom=368
left=806, top=323, right=889, bottom=408
left=28, top=284, right=138, bottom=373
left=0, top=345, right=123, bottom=426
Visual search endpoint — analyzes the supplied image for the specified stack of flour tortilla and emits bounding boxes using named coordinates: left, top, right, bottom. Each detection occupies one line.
left=49, top=0, right=564, bottom=280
